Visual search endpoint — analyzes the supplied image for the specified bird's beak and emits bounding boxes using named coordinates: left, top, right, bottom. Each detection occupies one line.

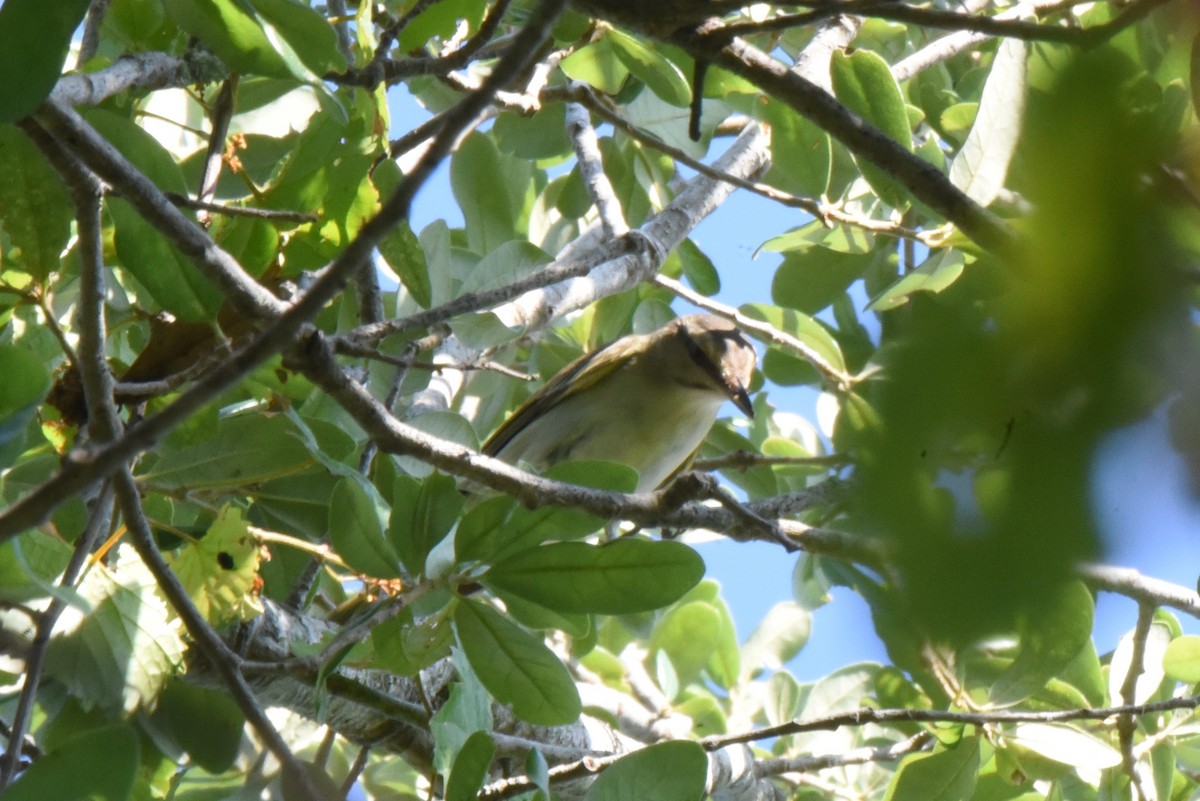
left=729, top=382, right=754, bottom=418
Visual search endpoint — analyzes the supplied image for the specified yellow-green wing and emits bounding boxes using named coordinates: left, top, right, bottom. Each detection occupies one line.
left=482, top=336, right=640, bottom=457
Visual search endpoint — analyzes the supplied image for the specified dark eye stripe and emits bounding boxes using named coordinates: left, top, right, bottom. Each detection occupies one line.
left=679, top=327, right=733, bottom=392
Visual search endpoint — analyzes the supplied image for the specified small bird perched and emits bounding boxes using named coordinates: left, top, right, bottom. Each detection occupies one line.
left=483, top=314, right=757, bottom=492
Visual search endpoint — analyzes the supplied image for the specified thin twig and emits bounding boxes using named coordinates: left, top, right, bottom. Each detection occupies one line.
left=76, top=0, right=112, bottom=68
left=703, top=695, right=1200, bottom=750
left=693, top=452, right=852, bottom=471
left=725, top=0, right=1171, bottom=46
left=1117, top=603, right=1157, bottom=801
left=757, top=731, right=933, bottom=776
left=195, top=76, right=238, bottom=226
left=164, top=192, right=318, bottom=223
left=336, top=340, right=537, bottom=380
left=339, top=746, right=372, bottom=799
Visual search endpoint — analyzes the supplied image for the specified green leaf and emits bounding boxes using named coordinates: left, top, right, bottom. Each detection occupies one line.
left=741, top=303, right=846, bottom=385
left=762, top=99, right=832, bottom=197
left=830, top=49, right=912, bottom=206
left=0, top=531, right=72, bottom=605
left=500, top=593, right=591, bottom=639
left=43, top=546, right=187, bottom=715
left=739, top=602, right=811, bottom=681
left=377, top=215, right=431, bottom=308
left=151, top=679, right=245, bottom=773
left=213, top=215, right=279, bottom=279
left=949, top=39, right=1027, bottom=206
left=0, top=125, right=71, bottom=281
left=372, top=607, right=454, bottom=676
left=454, top=599, right=581, bottom=726
left=393, top=411, right=479, bottom=478
left=431, top=646, right=493, bottom=774
left=989, top=581, right=1094, bottom=706
left=760, top=217, right=874, bottom=255
left=494, top=104, right=571, bottom=160
left=773, top=247, right=877, bottom=315
left=676, top=238, right=720, bottom=296
left=455, top=495, right=517, bottom=563
left=391, top=473, right=463, bottom=576
left=883, top=737, right=979, bottom=801
left=582, top=741, right=707, bottom=801
left=1008, top=723, right=1121, bottom=769
left=624, top=89, right=723, bottom=159
left=163, top=0, right=308, bottom=79
left=0, top=0, right=90, bottom=123
left=650, top=600, right=724, bottom=688
left=798, top=663, right=879, bottom=718
left=0, top=723, right=138, bottom=801
left=165, top=505, right=263, bottom=623
left=110, top=198, right=225, bottom=321
left=250, top=0, right=347, bottom=74
left=1109, top=620, right=1170, bottom=705
left=867, top=250, right=966, bottom=311
left=330, top=476, right=402, bottom=579
left=560, top=40, right=630, bottom=95
left=1163, top=634, right=1200, bottom=682
left=607, top=29, right=691, bottom=107
left=461, top=461, right=634, bottom=562
left=83, top=110, right=222, bottom=320
left=483, top=539, right=705, bottom=615
left=445, top=731, right=496, bottom=801
left=142, top=413, right=314, bottom=489
left=396, top=0, right=486, bottom=51
left=0, top=345, right=50, bottom=453
left=458, top=240, right=553, bottom=295
left=451, top=133, right=519, bottom=255
left=764, top=672, right=803, bottom=726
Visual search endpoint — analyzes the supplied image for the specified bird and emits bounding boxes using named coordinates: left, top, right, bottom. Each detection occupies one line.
left=483, top=314, right=757, bottom=492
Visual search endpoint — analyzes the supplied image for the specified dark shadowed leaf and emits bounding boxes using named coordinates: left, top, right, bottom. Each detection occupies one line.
left=151, top=679, right=245, bottom=773
left=0, top=126, right=71, bottom=281
left=0, top=723, right=138, bottom=801
left=0, top=0, right=90, bottom=122
left=330, top=476, right=402, bottom=579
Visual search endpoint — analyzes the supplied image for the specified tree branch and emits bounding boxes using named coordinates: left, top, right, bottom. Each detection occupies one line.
left=703, top=695, right=1200, bottom=749
left=35, top=99, right=288, bottom=321
left=672, top=27, right=1016, bottom=255
left=565, top=102, right=628, bottom=239
left=52, top=52, right=190, bottom=106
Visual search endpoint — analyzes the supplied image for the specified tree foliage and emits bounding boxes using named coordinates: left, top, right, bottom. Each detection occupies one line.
left=1, top=0, right=1200, bottom=799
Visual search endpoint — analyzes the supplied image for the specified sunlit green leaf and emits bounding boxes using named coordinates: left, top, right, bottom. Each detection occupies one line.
left=607, top=29, right=691, bottom=107
left=483, top=539, right=705, bottom=614
left=583, top=741, right=707, bottom=801
left=883, top=737, right=979, bottom=801
left=454, top=599, right=581, bottom=726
